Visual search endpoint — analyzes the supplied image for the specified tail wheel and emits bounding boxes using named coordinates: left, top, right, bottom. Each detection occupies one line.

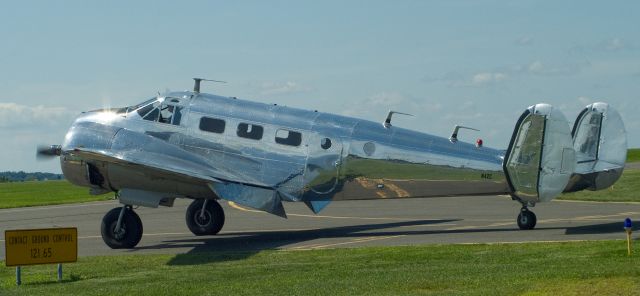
left=101, top=207, right=143, bottom=249
left=517, top=210, right=537, bottom=230
left=186, top=199, right=225, bottom=236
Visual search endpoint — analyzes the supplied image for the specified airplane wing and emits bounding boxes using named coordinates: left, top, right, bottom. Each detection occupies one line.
left=71, top=148, right=225, bottom=184
left=70, top=147, right=287, bottom=217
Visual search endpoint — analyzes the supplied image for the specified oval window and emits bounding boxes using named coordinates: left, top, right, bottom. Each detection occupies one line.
left=363, top=142, right=376, bottom=156
left=321, top=138, right=332, bottom=150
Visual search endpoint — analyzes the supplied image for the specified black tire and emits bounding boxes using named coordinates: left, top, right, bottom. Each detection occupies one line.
left=517, top=210, right=537, bottom=230
left=101, top=207, right=143, bottom=249
left=186, top=199, right=225, bottom=236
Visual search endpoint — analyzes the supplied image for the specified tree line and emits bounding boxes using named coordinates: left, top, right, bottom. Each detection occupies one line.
left=0, top=171, right=64, bottom=182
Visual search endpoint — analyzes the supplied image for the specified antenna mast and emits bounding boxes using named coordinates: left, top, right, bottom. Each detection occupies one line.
left=193, top=78, right=227, bottom=93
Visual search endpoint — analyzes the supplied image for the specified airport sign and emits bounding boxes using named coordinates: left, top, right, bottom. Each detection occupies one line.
left=5, top=228, right=77, bottom=267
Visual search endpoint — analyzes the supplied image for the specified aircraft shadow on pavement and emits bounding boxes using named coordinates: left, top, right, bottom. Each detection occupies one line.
left=564, top=221, right=633, bottom=235
left=132, top=219, right=626, bottom=266
left=162, top=218, right=461, bottom=265
left=141, top=218, right=567, bottom=266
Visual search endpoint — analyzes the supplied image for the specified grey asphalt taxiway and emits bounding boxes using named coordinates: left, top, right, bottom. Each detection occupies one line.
left=2, top=195, right=639, bottom=259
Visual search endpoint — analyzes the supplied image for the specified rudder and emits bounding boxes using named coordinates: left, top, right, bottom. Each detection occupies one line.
left=504, top=104, right=576, bottom=204
left=564, top=102, right=627, bottom=192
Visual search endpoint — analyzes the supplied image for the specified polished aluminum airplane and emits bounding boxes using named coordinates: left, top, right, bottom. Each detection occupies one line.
left=38, top=78, right=627, bottom=249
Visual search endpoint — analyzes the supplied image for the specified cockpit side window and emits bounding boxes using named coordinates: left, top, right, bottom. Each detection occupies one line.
left=130, top=97, right=157, bottom=115
left=156, top=104, right=183, bottom=125
left=143, top=108, right=160, bottom=121
left=137, top=103, right=156, bottom=118
left=137, top=99, right=161, bottom=118
left=171, top=106, right=183, bottom=125
left=138, top=99, right=183, bottom=126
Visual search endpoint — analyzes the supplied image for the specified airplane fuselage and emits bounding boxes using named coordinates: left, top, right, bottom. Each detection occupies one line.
left=61, top=91, right=509, bottom=215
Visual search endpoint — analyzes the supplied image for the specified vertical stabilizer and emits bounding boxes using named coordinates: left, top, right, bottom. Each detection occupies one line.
left=564, top=102, right=627, bottom=192
left=504, top=104, right=575, bottom=203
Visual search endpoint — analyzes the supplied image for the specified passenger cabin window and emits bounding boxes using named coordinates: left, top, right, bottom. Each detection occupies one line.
left=275, top=129, right=302, bottom=147
left=138, top=99, right=183, bottom=126
left=321, top=138, right=332, bottom=150
left=200, top=117, right=226, bottom=134
left=237, top=123, right=263, bottom=140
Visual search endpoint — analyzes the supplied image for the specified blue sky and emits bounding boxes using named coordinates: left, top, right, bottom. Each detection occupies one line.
left=1, top=1, right=639, bottom=172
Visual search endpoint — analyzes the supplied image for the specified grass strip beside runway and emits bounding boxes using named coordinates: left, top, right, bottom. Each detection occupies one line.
left=558, top=169, right=640, bottom=202
left=0, top=180, right=111, bottom=209
left=627, top=148, right=640, bottom=163
left=1, top=240, right=639, bottom=295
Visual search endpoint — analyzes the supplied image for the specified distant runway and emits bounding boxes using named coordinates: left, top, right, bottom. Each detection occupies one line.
left=2, top=196, right=639, bottom=259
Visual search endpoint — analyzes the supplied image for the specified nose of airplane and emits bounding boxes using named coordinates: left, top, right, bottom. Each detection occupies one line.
left=61, top=111, right=124, bottom=151
left=59, top=112, right=124, bottom=188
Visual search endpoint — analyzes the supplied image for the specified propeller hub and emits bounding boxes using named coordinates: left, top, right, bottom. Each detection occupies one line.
left=36, top=145, right=62, bottom=160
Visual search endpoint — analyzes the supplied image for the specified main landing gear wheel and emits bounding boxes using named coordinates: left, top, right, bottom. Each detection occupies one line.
left=101, top=206, right=143, bottom=249
left=186, top=199, right=225, bottom=236
left=517, top=209, right=537, bottom=230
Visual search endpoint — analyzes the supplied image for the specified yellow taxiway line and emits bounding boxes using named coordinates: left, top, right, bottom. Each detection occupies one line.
left=288, top=235, right=406, bottom=250
left=227, top=201, right=414, bottom=221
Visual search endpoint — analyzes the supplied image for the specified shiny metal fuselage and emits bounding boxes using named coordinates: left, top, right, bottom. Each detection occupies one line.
left=61, top=91, right=510, bottom=205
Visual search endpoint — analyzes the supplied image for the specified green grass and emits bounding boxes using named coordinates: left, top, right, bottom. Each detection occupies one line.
left=0, top=180, right=112, bottom=209
left=1, top=241, right=640, bottom=295
left=559, top=169, right=640, bottom=202
left=628, top=148, right=640, bottom=163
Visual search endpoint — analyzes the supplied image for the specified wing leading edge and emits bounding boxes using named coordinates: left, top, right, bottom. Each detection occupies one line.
left=69, top=128, right=289, bottom=217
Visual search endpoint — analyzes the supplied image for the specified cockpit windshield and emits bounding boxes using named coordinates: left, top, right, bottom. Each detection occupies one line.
left=127, top=97, right=158, bottom=114
left=134, top=97, right=183, bottom=126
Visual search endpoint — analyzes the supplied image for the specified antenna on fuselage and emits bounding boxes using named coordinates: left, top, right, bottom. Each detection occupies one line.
left=449, top=125, right=480, bottom=143
left=193, top=78, right=227, bottom=93
left=383, top=110, right=413, bottom=128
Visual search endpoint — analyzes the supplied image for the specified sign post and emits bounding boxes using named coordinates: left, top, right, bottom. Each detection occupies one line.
left=624, top=218, right=633, bottom=256
left=4, top=227, right=77, bottom=285
left=16, top=266, right=21, bottom=286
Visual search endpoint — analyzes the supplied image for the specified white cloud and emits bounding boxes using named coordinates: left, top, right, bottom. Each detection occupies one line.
left=0, top=103, right=74, bottom=128
left=0, top=103, right=75, bottom=172
left=425, top=70, right=509, bottom=87
left=515, top=36, right=533, bottom=46
left=258, top=81, right=310, bottom=96
left=570, top=37, right=636, bottom=54
left=366, top=92, right=407, bottom=106
left=603, top=38, right=626, bottom=51
left=520, top=60, right=588, bottom=76
left=471, top=72, right=508, bottom=85
left=339, top=92, right=442, bottom=124
left=527, top=61, right=544, bottom=73
left=577, top=96, right=592, bottom=106
left=340, top=92, right=408, bottom=118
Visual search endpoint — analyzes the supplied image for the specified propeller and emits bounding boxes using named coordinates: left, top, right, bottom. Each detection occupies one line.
left=36, top=145, right=62, bottom=160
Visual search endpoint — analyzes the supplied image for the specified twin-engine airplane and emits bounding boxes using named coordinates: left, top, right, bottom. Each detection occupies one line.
left=38, top=79, right=627, bottom=249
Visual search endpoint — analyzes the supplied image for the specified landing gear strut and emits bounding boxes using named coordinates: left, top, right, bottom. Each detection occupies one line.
left=517, top=207, right=537, bottom=230
left=101, top=206, right=143, bottom=249
left=186, top=199, right=225, bottom=236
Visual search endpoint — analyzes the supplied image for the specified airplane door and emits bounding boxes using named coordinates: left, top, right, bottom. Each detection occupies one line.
left=304, top=133, right=343, bottom=194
